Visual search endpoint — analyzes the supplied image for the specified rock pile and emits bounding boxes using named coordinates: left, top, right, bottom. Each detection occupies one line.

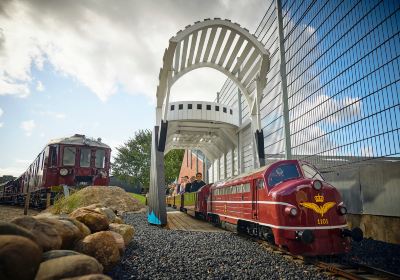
left=0, top=204, right=135, bottom=280
left=51, top=186, right=144, bottom=215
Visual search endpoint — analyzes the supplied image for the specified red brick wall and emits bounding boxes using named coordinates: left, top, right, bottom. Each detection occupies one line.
left=178, top=150, right=203, bottom=179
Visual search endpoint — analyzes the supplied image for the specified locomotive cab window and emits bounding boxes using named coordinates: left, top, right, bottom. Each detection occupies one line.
left=301, top=164, right=324, bottom=181
left=63, top=147, right=76, bottom=166
left=256, top=179, right=264, bottom=189
left=49, top=145, right=58, bottom=167
left=267, top=164, right=301, bottom=188
left=80, top=148, right=91, bottom=167
left=95, top=149, right=105, bottom=168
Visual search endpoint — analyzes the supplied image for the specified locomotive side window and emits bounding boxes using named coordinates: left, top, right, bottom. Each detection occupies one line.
left=80, top=148, right=91, bottom=167
left=256, top=179, right=264, bottom=189
left=95, top=149, right=105, bottom=168
left=301, top=164, right=324, bottom=181
left=267, top=164, right=301, bottom=187
left=63, top=147, right=76, bottom=166
left=49, top=145, right=58, bottom=167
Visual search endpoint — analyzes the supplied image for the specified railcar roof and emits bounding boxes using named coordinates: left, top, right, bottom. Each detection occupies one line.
left=47, top=134, right=110, bottom=149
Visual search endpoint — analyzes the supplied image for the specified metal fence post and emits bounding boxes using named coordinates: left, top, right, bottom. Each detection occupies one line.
left=276, top=0, right=292, bottom=159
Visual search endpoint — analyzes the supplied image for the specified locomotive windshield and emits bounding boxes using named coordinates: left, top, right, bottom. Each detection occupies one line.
left=267, top=163, right=301, bottom=187
left=63, top=147, right=76, bottom=166
left=95, top=149, right=105, bottom=168
left=80, top=148, right=91, bottom=167
left=301, top=163, right=324, bottom=180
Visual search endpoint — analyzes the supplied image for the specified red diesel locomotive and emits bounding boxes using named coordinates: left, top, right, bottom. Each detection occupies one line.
left=168, top=159, right=362, bottom=256
left=0, top=134, right=111, bottom=208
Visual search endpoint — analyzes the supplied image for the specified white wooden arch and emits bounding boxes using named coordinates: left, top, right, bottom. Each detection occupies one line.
left=155, top=18, right=270, bottom=131
left=148, top=19, right=271, bottom=226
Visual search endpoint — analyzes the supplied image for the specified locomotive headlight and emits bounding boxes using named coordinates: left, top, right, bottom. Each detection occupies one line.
left=285, top=206, right=298, bottom=216
left=313, top=180, right=322, bottom=190
left=338, top=205, right=347, bottom=215
left=60, top=168, right=68, bottom=176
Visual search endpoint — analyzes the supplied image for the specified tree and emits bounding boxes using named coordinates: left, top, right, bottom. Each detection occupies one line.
left=112, top=129, right=184, bottom=190
left=164, top=149, right=185, bottom=184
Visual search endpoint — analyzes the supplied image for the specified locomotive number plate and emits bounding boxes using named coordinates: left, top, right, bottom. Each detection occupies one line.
left=317, top=218, right=329, bottom=225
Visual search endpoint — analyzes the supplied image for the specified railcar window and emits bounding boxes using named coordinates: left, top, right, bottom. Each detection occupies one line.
left=80, top=148, right=91, bottom=167
left=267, top=164, right=301, bottom=187
left=49, top=146, right=58, bottom=167
left=243, top=183, right=250, bottom=192
left=95, top=150, right=105, bottom=168
left=301, top=164, right=324, bottom=181
left=63, top=147, right=76, bottom=166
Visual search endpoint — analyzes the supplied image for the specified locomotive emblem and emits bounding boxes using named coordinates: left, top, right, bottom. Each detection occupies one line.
left=299, top=194, right=336, bottom=217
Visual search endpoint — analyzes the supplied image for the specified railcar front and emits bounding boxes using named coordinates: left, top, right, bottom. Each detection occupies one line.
left=44, top=134, right=111, bottom=188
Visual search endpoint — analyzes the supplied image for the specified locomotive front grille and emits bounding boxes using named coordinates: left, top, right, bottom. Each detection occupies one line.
left=75, top=176, right=94, bottom=186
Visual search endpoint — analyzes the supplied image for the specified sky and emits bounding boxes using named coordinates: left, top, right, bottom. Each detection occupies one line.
left=0, top=0, right=267, bottom=176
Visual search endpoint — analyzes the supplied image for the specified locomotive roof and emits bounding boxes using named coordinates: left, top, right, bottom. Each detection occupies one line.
left=212, top=159, right=301, bottom=188
left=47, top=134, right=110, bottom=149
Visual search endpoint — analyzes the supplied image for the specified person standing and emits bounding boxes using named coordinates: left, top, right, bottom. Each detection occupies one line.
left=191, top=172, right=206, bottom=192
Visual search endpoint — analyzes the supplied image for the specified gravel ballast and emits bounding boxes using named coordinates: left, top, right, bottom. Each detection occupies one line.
left=108, top=212, right=331, bottom=280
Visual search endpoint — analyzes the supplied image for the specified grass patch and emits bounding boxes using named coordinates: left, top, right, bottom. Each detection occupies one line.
left=52, top=191, right=83, bottom=214
left=129, top=193, right=146, bottom=205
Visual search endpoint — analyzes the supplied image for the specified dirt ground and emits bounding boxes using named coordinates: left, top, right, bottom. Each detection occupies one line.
left=0, top=205, right=40, bottom=222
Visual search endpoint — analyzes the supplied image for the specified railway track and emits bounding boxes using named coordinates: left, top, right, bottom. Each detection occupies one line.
left=252, top=238, right=400, bottom=280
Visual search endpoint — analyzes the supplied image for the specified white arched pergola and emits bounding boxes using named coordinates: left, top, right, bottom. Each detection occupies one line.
left=148, top=18, right=270, bottom=225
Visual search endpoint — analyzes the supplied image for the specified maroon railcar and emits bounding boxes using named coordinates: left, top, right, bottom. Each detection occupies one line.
left=1, top=134, right=111, bottom=207
left=206, top=159, right=362, bottom=256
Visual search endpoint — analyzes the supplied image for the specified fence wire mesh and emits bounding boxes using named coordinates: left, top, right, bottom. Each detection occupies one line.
left=218, top=0, right=400, bottom=172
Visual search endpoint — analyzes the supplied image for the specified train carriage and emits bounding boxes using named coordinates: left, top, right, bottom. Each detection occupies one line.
left=0, top=134, right=111, bottom=208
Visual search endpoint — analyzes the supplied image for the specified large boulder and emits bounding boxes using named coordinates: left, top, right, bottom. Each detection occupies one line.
left=108, top=223, right=134, bottom=245
left=62, top=274, right=112, bottom=280
left=109, top=231, right=125, bottom=256
left=35, top=254, right=103, bottom=280
left=95, top=207, right=117, bottom=223
left=113, top=216, right=124, bottom=224
left=0, top=235, right=42, bottom=280
left=69, top=208, right=109, bottom=232
left=0, top=221, right=37, bottom=243
left=59, top=217, right=91, bottom=236
left=11, top=216, right=62, bottom=251
left=75, top=231, right=120, bottom=271
left=42, top=250, right=81, bottom=261
left=36, top=217, right=82, bottom=249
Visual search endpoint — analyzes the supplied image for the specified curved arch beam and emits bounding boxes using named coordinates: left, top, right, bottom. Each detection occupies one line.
left=170, top=62, right=251, bottom=106
left=172, top=18, right=268, bottom=56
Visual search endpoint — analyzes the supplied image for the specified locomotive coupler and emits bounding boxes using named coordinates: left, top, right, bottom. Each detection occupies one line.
left=296, top=230, right=314, bottom=244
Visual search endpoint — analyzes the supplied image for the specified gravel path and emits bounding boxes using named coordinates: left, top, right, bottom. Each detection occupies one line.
left=0, top=205, right=40, bottom=222
left=108, top=213, right=331, bottom=280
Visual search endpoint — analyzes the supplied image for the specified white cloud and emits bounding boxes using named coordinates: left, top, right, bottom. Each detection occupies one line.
left=0, top=123, right=3, bottom=128
left=0, top=167, right=25, bottom=177
left=36, top=110, right=66, bottom=119
left=36, top=80, right=44, bottom=91
left=0, top=0, right=266, bottom=102
left=20, top=119, right=36, bottom=136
